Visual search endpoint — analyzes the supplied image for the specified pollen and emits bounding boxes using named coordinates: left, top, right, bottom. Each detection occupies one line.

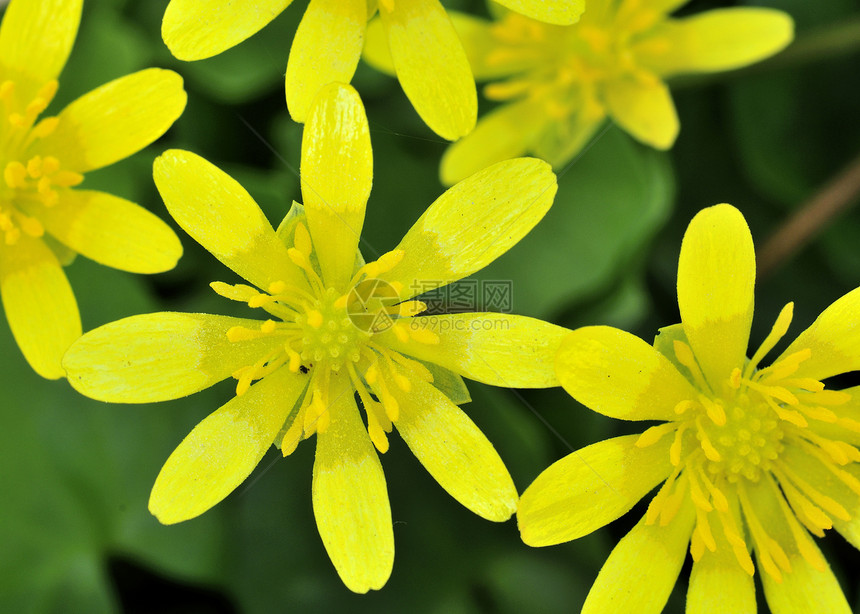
left=0, top=78, right=81, bottom=244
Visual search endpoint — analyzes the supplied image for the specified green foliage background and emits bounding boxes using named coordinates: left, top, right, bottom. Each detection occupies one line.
left=1, top=0, right=858, bottom=612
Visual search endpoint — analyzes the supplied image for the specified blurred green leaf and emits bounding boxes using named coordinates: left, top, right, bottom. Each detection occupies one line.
left=473, top=128, right=675, bottom=319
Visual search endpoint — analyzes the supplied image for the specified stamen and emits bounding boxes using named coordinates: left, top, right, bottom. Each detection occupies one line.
left=673, top=340, right=710, bottom=393
left=737, top=482, right=791, bottom=582
left=294, top=222, right=312, bottom=257
left=744, top=303, right=793, bottom=379
left=635, top=422, right=676, bottom=448
left=694, top=417, right=722, bottom=462
left=772, top=464, right=850, bottom=521
left=777, top=474, right=832, bottom=536
left=716, top=506, right=755, bottom=575
left=765, top=475, right=828, bottom=572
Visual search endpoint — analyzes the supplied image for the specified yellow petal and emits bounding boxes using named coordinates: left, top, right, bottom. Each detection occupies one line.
left=38, top=68, right=187, bottom=173
left=556, top=326, right=698, bottom=421
left=286, top=0, right=365, bottom=123
left=0, top=0, right=81, bottom=90
left=300, top=83, right=372, bottom=290
left=382, top=158, right=556, bottom=298
left=162, top=0, right=292, bottom=61
left=677, top=204, right=755, bottom=389
left=149, top=366, right=306, bottom=524
left=63, top=313, right=282, bottom=403
left=491, top=0, right=583, bottom=25
left=361, top=15, right=394, bottom=74
left=760, top=539, right=850, bottom=614
left=440, top=99, right=546, bottom=186
left=35, top=189, right=181, bottom=274
left=637, top=9, right=794, bottom=77
left=603, top=74, right=679, bottom=150
left=153, top=149, right=305, bottom=291
left=313, top=373, right=393, bottom=593
left=0, top=236, right=80, bottom=379
left=687, top=503, right=756, bottom=614
left=447, top=11, right=524, bottom=80
left=380, top=0, right=476, bottom=140
left=581, top=500, right=695, bottom=614
left=382, top=313, right=569, bottom=388
left=781, top=286, right=860, bottom=381
left=531, top=107, right=605, bottom=169
left=518, top=434, right=673, bottom=546
left=393, top=373, right=517, bottom=521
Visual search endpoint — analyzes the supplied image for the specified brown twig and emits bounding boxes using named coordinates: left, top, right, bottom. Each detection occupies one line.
left=757, top=153, right=860, bottom=279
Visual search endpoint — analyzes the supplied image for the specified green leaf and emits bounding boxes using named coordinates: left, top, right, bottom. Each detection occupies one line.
left=472, top=128, right=675, bottom=318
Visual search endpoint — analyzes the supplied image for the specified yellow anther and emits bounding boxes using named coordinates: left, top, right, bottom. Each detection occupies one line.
left=729, top=367, right=742, bottom=389
left=398, top=300, right=426, bottom=317
left=288, top=247, right=309, bottom=268
left=26, top=155, right=43, bottom=178
left=8, top=112, right=27, bottom=127
left=394, top=373, right=411, bottom=392
left=227, top=325, right=267, bottom=342
left=41, top=156, right=60, bottom=175
left=37, top=80, right=59, bottom=103
left=368, top=422, right=390, bottom=454
left=248, top=293, right=272, bottom=308
left=267, top=280, right=286, bottom=294
left=635, top=422, right=676, bottom=448
left=673, top=399, right=695, bottom=415
left=32, top=116, right=60, bottom=138
left=306, top=310, right=323, bottom=329
left=286, top=347, right=301, bottom=372
left=373, top=249, right=405, bottom=275
left=260, top=320, right=277, bottom=334
left=365, top=364, right=378, bottom=385
left=4, top=161, right=27, bottom=188
left=378, top=0, right=394, bottom=12
left=51, top=170, right=83, bottom=187
left=211, top=281, right=258, bottom=302
left=699, top=395, right=726, bottom=426
left=280, top=420, right=303, bottom=456
left=294, top=222, right=312, bottom=257
left=0, top=80, right=14, bottom=98
left=37, top=176, right=52, bottom=194
left=333, top=294, right=348, bottom=309
left=410, top=328, right=440, bottom=345
left=391, top=323, right=410, bottom=343
left=20, top=216, right=44, bottom=238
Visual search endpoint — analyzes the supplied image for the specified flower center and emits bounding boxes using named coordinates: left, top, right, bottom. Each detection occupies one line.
left=296, top=286, right=364, bottom=369
left=0, top=78, right=83, bottom=244
left=636, top=303, right=860, bottom=582
left=214, top=221, right=438, bottom=454
left=482, top=9, right=660, bottom=120
left=696, top=393, right=785, bottom=483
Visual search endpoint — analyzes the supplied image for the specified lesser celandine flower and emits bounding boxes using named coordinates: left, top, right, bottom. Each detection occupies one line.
left=161, top=0, right=582, bottom=140
left=518, top=204, right=860, bottom=613
left=0, top=0, right=185, bottom=378
left=421, top=1, right=794, bottom=184
left=63, top=83, right=568, bottom=592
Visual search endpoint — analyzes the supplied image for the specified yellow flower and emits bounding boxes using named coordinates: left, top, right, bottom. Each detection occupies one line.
left=63, top=82, right=567, bottom=593
left=161, top=0, right=581, bottom=139
left=430, top=1, right=794, bottom=184
left=0, top=0, right=186, bottom=378
left=518, top=204, right=860, bottom=613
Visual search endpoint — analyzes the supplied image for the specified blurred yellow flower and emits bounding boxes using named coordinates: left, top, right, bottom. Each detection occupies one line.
left=432, top=1, right=794, bottom=184
left=161, top=0, right=581, bottom=139
left=64, top=83, right=567, bottom=592
left=518, top=204, right=860, bottom=613
left=0, top=0, right=185, bottom=378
